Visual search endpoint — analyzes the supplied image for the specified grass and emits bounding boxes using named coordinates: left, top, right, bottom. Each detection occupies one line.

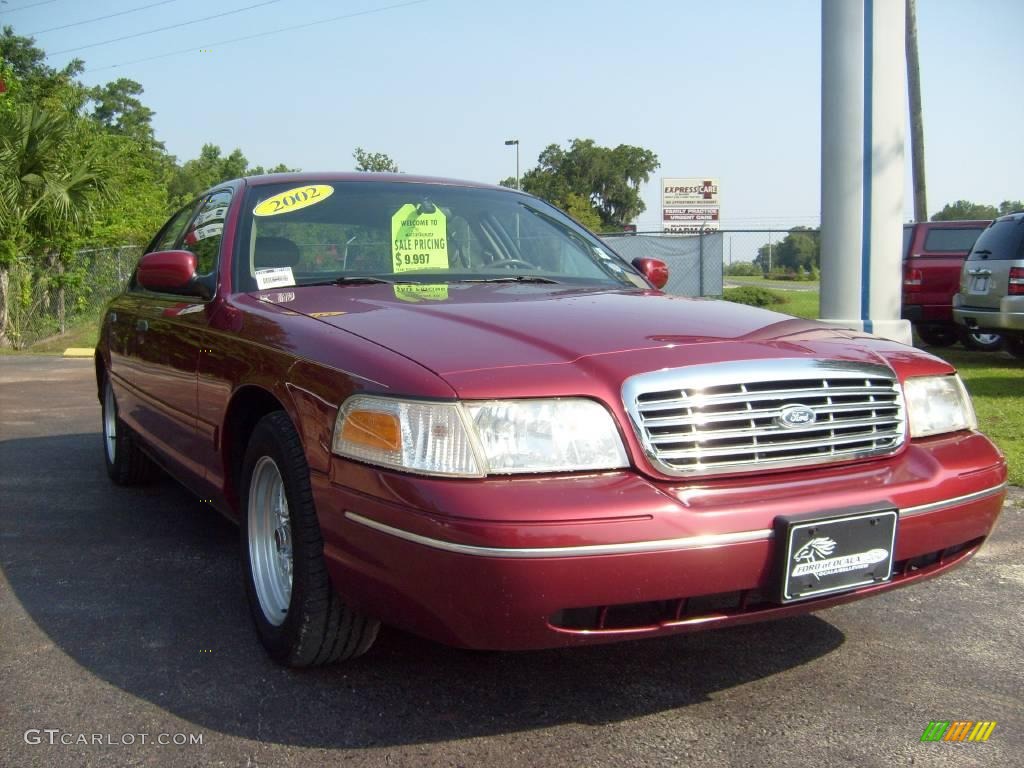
left=726, top=274, right=820, bottom=291
left=0, top=314, right=101, bottom=356
left=919, top=348, right=1024, bottom=486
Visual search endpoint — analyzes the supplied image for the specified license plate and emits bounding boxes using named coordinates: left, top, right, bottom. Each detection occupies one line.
left=969, top=276, right=989, bottom=294
left=774, top=508, right=897, bottom=603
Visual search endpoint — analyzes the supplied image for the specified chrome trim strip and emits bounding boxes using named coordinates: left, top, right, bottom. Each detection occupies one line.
left=344, top=482, right=1007, bottom=558
left=343, top=512, right=773, bottom=559
left=899, top=483, right=1007, bottom=518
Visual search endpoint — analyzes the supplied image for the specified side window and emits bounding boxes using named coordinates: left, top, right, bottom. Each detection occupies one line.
left=182, top=190, right=232, bottom=275
left=150, top=204, right=198, bottom=253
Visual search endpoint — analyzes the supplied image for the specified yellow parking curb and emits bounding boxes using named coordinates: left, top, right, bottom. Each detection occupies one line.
left=63, top=348, right=94, bottom=358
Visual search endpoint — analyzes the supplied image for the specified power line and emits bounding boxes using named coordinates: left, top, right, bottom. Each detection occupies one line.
left=27, top=0, right=182, bottom=36
left=0, top=0, right=58, bottom=13
left=84, top=0, right=428, bottom=73
left=47, top=0, right=282, bottom=56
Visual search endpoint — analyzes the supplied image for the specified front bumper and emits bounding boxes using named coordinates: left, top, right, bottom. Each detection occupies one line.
left=314, top=431, right=1006, bottom=650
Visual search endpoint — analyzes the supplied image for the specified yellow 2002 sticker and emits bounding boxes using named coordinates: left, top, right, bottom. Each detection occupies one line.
left=253, top=185, right=334, bottom=217
left=391, top=203, right=448, bottom=273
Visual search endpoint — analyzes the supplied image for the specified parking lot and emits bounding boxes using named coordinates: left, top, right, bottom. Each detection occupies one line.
left=1, top=355, right=1021, bottom=768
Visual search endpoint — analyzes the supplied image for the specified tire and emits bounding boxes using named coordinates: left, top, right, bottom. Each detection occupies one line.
left=957, top=328, right=1003, bottom=352
left=102, top=376, right=157, bottom=485
left=1004, top=334, right=1024, bottom=360
left=915, top=325, right=958, bottom=348
left=241, top=411, right=379, bottom=667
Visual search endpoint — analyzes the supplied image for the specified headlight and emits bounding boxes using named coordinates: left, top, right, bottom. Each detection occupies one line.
left=903, top=375, right=977, bottom=438
left=464, top=399, right=628, bottom=473
left=333, top=395, right=628, bottom=476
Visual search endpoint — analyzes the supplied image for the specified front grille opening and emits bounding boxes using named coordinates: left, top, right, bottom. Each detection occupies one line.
left=549, top=539, right=982, bottom=633
left=628, top=363, right=907, bottom=477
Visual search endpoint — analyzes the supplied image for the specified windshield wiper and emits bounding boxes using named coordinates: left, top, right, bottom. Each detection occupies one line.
left=300, top=276, right=396, bottom=287
left=453, top=275, right=560, bottom=284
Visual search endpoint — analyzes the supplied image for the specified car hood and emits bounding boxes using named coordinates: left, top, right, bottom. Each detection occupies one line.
left=252, top=283, right=936, bottom=396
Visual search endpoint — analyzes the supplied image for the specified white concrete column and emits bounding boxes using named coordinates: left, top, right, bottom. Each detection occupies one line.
left=819, top=0, right=911, bottom=345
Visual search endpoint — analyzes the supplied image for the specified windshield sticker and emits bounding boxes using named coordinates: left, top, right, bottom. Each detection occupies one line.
left=187, top=222, right=223, bottom=243
left=194, top=206, right=227, bottom=226
left=393, top=284, right=449, bottom=303
left=253, top=185, right=334, bottom=217
left=391, top=203, right=449, bottom=273
left=254, top=267, right=295, bottom=290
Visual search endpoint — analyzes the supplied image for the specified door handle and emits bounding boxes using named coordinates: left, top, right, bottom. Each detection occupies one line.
left=135, top=319, right=149, bottom=332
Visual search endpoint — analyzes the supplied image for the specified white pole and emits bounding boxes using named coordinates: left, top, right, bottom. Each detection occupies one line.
left=819, top=0, right=911, bottom=344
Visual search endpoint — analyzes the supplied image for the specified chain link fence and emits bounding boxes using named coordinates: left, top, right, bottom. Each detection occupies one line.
left=1, top=245, right=142, bottom=349
left=601, top=229, right=821, bottom=295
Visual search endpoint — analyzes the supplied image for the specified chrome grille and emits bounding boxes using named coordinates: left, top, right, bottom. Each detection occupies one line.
left=622, top=359, right=906, bottom=477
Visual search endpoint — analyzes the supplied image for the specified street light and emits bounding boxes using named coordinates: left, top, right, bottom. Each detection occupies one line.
left=504, top=139, right=520, bottom=190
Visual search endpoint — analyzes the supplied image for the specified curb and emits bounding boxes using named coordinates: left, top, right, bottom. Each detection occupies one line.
left=63, top=348, right=94, bottom=358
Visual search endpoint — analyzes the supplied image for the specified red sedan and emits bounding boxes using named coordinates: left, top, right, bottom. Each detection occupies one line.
left=96, top=173, right=1007, bottom=666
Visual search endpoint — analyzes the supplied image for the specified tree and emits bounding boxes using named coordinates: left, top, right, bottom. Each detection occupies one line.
left=518, top=139, right=659, bottom=230
left=931, top=201, right=999, bottom=221
left=0, top=26, right=86, bottom=111
left=353, top=147, right=399, bottom=172
left=0, top=105, right=109, bottom=346
left=999, top=200, right=1024, bottom=216
left=88, top=78, right=159, bottom=145
left=754, top=227, right=820, bottom=274
left=250, top=163, right=298, bottom=176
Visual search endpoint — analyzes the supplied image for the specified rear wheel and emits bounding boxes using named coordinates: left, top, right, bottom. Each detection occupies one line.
left=241, top=411, right=379, bottom=666
left=915, top=325, right=957, bottom=348
left=1004, top=334, right=1024, bottom=360
left=102, top=376, right=157, bottom=485
left=957, top=328, right=1003, bottom=352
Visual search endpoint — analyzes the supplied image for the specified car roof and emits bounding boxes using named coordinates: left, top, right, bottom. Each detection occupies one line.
left=216, top=172, right=514, bottom=195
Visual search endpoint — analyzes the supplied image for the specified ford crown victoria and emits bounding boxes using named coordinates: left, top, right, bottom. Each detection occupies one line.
left=96, top=173, right=1008, bottom=666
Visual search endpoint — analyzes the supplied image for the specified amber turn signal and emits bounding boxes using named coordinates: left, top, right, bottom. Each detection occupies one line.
left=340, top=410, right=401, bottom=452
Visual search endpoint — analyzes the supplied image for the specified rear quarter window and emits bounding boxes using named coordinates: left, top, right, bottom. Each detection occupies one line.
left=922, top=227, right=985, bottom=253
left=967, top=219, right=1024, bottom=261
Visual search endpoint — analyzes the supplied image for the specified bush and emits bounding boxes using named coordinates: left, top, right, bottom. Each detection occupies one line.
left=724, top=262, right=763, bottom=277
left=723, top=286, right=788, bottom=308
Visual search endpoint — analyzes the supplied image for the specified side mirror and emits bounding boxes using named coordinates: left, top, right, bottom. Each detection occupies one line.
left=137, top=250, right=208, bottom=298
left=632, top=257, right=669, bottom=290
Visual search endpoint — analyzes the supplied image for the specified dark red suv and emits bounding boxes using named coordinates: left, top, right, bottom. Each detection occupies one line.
left=902, top=220, right=999, bottom=350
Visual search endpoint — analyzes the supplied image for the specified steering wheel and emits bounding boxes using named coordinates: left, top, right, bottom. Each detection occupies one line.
left=487, top=258, right=536, bottom=269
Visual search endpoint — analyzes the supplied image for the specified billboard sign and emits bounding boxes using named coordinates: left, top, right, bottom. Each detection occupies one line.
left=662, top=178, right=720, bottom=234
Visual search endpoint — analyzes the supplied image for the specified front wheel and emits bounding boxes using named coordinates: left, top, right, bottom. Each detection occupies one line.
left=957, top=328, right=1003, bottom=352
left=241, top=411, right=379, bottom=666
left=915, top=325, right=958, bottom=348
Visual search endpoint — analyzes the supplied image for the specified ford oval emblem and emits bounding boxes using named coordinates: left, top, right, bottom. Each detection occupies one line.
left=777, top=404, right=816, bottom=429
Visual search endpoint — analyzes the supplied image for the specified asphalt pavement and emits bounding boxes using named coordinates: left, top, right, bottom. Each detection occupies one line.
left=1, top=356, right=1021, bottom=768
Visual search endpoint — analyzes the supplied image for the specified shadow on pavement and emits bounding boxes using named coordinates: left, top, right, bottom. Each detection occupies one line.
left=1, top=432, right=845, bottom=749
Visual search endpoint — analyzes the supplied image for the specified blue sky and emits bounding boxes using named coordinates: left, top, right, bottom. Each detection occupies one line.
left=4, top=0, right=1022, bottom=229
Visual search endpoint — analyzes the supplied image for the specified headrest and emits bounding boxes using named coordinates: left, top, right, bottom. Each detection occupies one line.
left=254, top=236, right=300, bottom=269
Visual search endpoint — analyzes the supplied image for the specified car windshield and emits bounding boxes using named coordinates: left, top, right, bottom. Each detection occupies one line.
left=234, top=180, right=645, bottom=292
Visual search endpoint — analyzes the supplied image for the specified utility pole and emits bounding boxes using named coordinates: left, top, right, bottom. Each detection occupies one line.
left=906, top=0, right=928, bottom=221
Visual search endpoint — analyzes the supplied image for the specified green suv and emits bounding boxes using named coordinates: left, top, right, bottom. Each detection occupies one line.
left=953, top=212, right=1024, bottom=359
